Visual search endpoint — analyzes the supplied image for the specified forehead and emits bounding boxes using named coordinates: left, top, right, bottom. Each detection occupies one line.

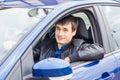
left=56, top=22, right=72, bottom=29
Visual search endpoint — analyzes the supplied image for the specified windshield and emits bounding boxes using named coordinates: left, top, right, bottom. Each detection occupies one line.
left=0, top=7, right=52, bottom=63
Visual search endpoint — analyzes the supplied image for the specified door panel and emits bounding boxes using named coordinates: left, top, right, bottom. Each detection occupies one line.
left=112, top=51, right=120, bottom=79
left=71, top=54, right=118, bottom=80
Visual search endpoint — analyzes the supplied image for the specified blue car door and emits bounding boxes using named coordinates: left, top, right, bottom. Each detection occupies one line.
left=71, top=54, right=118, bottom=80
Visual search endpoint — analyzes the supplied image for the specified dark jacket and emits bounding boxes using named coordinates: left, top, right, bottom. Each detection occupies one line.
left=33, top=38, right=104, bottom=63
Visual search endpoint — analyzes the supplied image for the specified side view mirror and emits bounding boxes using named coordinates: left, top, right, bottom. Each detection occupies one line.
left=32, top=58, right=73, bottom=80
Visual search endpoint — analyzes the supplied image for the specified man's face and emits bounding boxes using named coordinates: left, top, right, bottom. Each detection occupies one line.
left=55, top=22, right=76, bottom=46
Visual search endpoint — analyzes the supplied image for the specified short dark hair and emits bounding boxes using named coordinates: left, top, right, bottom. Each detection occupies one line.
left=55, top=15, right=79, bottom=31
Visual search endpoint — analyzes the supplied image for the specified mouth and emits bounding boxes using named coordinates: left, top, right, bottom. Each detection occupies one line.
left=57, top=36, right=64, bottom=41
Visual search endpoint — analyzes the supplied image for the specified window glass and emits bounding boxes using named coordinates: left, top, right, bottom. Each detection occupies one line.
left=0, top=8, right=52, bottom=62
left=73, top=12, right=91, bottom=29
left=103, top=6, right=120, bottom=49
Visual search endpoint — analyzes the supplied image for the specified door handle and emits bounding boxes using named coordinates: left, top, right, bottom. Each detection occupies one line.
left=96, top=72, right=115, bottom=80
left=101, top=72, right=114, bottom=80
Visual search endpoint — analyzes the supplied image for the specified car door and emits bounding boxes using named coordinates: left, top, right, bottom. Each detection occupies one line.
left=101, top=5, right=120, bottom=79
left=31, top=2, right=119, bottom=80
left=15, top=2, right=119, bottom=80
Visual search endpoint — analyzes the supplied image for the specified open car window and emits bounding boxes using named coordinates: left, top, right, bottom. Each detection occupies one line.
left=33, top=10, right=95, bottom=63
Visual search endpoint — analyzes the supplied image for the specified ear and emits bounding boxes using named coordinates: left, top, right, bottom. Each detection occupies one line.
left=72, top=30, right=77, bottom=36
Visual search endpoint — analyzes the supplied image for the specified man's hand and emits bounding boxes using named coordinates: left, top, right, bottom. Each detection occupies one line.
left=64, top=57, right=70, bottom=63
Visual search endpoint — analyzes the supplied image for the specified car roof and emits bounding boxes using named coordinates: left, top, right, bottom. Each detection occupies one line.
left=0, top=0, right=119, bottom=8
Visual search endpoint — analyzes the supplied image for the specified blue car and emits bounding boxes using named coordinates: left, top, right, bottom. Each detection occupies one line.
left=0, top=0, right=120, bottom=80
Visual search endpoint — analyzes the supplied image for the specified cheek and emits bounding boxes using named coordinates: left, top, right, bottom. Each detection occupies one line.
left=66, top=33, right=73, bottom=40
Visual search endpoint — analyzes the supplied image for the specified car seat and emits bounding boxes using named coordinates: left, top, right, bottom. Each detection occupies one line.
left=74, top=17, right=93, bottom=43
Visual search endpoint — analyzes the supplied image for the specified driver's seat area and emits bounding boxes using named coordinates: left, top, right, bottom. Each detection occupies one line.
left=74, top=17, right=93, bottom=43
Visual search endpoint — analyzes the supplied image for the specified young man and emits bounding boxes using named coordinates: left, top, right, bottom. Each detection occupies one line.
left=33, top=15, right=104, bottom=63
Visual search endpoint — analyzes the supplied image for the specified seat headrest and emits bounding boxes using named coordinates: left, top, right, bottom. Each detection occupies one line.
left=74, top=17, right=89, bottom=40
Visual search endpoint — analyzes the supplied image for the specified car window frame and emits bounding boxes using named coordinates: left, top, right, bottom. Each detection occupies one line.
left=32, top=5, right=104, bottom=65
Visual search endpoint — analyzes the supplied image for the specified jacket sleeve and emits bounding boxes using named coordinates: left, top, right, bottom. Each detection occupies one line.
left=33, top=47, right=41, bottom=63
left=69, top=43, right=104, bottom=63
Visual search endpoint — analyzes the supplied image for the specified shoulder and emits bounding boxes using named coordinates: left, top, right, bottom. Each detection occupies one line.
left=72, top=38, right=85, bottom=47
left=43, top=38, right=56, bottom=42
left=41, top=38, right=56, bottom=46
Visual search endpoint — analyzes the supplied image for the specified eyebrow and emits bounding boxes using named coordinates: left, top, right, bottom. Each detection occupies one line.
left=55, top=26, right=59, bottom=28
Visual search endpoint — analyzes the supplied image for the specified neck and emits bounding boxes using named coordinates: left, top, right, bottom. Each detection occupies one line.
left=58, top=44, right=63, bottom=49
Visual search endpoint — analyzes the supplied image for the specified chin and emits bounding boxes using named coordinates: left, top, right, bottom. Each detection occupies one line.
left=58, top=41, right=65, bottom=45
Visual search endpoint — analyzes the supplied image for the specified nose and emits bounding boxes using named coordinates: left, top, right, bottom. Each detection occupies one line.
left=59, top=30, right=64, bottom=36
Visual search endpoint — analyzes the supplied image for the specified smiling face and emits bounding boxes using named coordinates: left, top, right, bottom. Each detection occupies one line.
left=55, top=15, right=78, bottom=49
left=55, top=22, right=76, bottom=49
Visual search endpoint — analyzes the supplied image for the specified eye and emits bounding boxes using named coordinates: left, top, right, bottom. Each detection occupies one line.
left=56, top=27, right=60, bottom=31
left=64, top=28, right=68, bottom=32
